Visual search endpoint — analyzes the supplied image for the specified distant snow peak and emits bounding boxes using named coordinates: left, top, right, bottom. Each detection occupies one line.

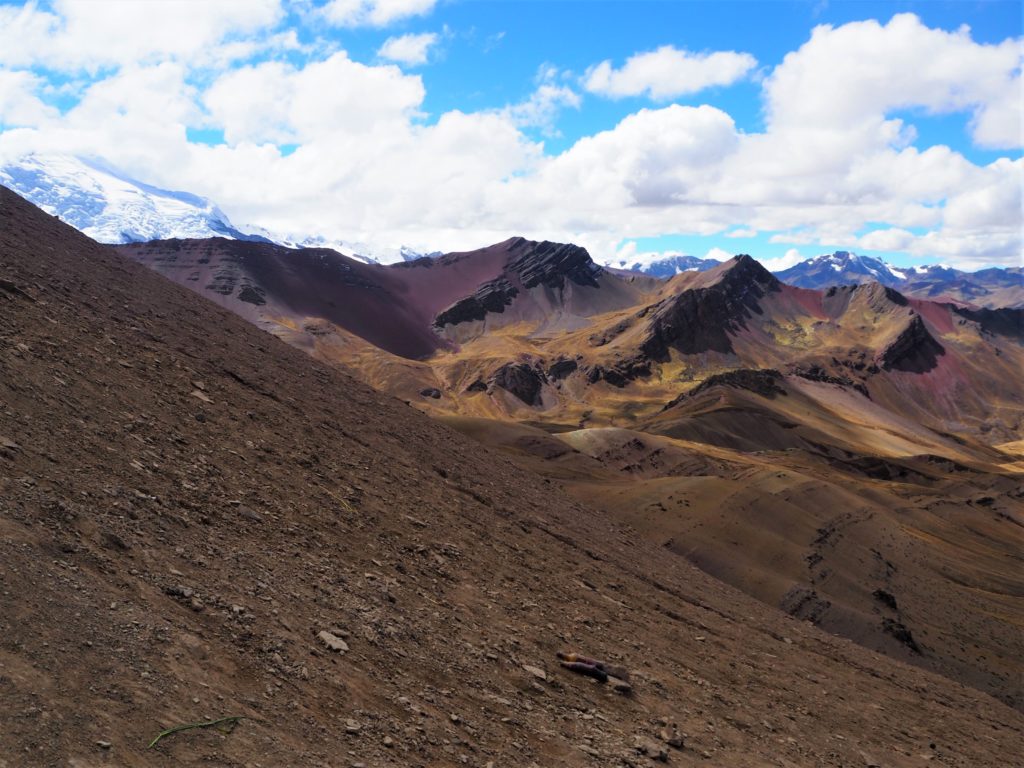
left=0, top=153, right=263, bottom=245
left=599, top=251, right=723, bottom=278
left=0, top=153, right=445, bottom=263
left=774, top=249, right=908, bottom=289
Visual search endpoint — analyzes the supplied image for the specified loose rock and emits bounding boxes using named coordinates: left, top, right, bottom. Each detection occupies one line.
left=318, top=630, right=349, bottom=653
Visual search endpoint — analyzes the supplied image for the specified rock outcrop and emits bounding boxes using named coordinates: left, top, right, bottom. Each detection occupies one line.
left=662, top=368, right=787, bottom=411
left=880, top=315, right=945, bottom=373
left=505, top=238, right=602, bottom=289
left=639, top=255, right=780, bottom=359
left=433, top=277, right=519, bottom=327
left=433, top=238, right=602, bottom=330
left=491, top=362, right=545, bottom=405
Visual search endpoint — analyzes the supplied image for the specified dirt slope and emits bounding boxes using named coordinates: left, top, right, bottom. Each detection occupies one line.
left=2, top=186, right=1023, bottom=767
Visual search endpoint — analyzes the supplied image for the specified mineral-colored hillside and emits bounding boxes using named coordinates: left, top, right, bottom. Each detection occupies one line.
left=3, top=187, right=1023, bottom=765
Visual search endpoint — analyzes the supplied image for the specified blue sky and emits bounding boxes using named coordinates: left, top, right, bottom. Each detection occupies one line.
left=0, top=0, right=1020, bottom=267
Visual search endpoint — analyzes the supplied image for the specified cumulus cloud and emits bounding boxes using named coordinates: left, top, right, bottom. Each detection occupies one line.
left=0, top=0, right=284, bottom=71
left=764, top=13, right=1022, bottom=150
left=501, top=70, right=581, bottom=134
left=322, top=0, right=437, bottom=27
left=759, top=248, right=806, bottom=271
left=0, top=11, right=1019, bottom=267
left=378, top=32, right=438, bottom=65
left=857, top=228, right=916, bottom=252
left=584, top=46, right=757, bottom=100
left=703, top=247, right=733, bottom=262
left=0, top=70, right=58, bottom=127
left=204, top=53, right=424, bottom=145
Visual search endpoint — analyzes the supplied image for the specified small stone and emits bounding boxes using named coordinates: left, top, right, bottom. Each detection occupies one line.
left=237, top=506, right=262, bottom=522
left=383, top=736, right=394, bottom=748
left=450, top=713, right=461, bottom=724
left=190, top=598, right=204, bottom=611
left=660, top=728, right=684, bottom=749
left=318, top=630, right=349, bottom=653
left=522, top=664, right=547, bottom=681
left=345, top=719, right=361, bottom=734
left=96, top=740, right=111, bottom=750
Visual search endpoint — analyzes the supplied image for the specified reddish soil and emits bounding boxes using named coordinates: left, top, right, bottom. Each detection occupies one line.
left=2, top=186, right=1023, bottom=766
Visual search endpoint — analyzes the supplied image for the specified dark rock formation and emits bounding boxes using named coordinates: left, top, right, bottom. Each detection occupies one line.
left=780, top=585, right=832, bottom=624
left=585, top=359, right=652, bottom=388
left=876, top=285, right=909, bottom=307
left=505, top=238, right=602, bottom=289
left=879, top=315, right=945, bottom=373
left=491, top=363, right=545, bottom=405
left=237, top=284, right=266, bottom=305
left=791, top=364, right=870, bottom=398
left=465, top=379, right=488, bottom=393
left=547, top=359, right=578, bottom=379
left=639, top=255, right=780, bottom=359
left=433, top=239, right=603, bottom=330
left=882, top=618, right=922, bottom=654
left=662, top=368, right=786, bottom=411
left=873, top=589, right=898, bottom=611
left=953, top=306, right=1024, bottom=341
left=589, top=317, right=634, bottom=347
left=419, top=387, right=442, bottom=399
left=434, top=277, right=519, bottom=328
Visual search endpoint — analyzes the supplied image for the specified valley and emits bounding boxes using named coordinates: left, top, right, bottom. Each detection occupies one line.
left=114, top=231, right=1024, bottom=714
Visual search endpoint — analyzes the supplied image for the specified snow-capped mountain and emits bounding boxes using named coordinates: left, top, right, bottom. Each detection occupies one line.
left=773, top=250, right=909, bottom=288
left=773, top=251, right=1022, bottom=308
left=0, top=153, right=442, bottom=265
left=274, top=234, right=441, bottom=265
left=0, top=154, right=269, bottom=245
left=600, top=252, right=722, bottom=277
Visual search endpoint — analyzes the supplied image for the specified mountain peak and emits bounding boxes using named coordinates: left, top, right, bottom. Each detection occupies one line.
left=599, top=251, right=722, bottom=278
left=0, top=153, right=261, bottom=244
left=776, top=249, right=905, bottom=288
left=506, top=238, right=602, bottom=289
left=698, top=252, right=780, bottom=292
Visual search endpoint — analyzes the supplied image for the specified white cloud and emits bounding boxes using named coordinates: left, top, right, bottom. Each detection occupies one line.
left=204, top=53, right=425, bottom=144
left=0, top=12, right=1019, bottom=268
left=584, top=46, right=757, bottom=100
left=760, top=248, right=806, bottom=272
left=323, top=0, right=437, bottom=27
left=764, top=13, right=1022, bottom=150
left=857, top=228, right=916, bottom=252
left=0, top=70, right=57, bottom=127
left=0, top=0, right=284, bottom=71
left=704, top=247, right=733, bottom=262
left=503, top=83, right=581, bottom=135
left=378, top=32, right=439, bottom=65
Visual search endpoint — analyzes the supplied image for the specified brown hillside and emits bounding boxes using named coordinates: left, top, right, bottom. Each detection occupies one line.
left=2, top=185, right=1023, bottom=766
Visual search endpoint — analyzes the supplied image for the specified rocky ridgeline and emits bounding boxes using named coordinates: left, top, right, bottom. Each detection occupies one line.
left=434, top=239, right=602, bottom=329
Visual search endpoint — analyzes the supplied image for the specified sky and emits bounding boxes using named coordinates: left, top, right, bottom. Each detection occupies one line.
left=0, top=0, right=1021, bottom=269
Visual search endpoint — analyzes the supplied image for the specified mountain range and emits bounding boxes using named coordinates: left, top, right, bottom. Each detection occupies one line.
left=2, top=153, right=1020, bottom=309
left=115, top=228, right=1024, bottom=710
left=0, top=154, right=437, bottom=265
left=775, top=250, right=1023, bottom=309
left=2, top=181, right=1023, bottom=764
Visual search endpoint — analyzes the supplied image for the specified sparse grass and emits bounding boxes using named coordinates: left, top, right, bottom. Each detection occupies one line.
left=148, top=716, right=246, bottom=749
